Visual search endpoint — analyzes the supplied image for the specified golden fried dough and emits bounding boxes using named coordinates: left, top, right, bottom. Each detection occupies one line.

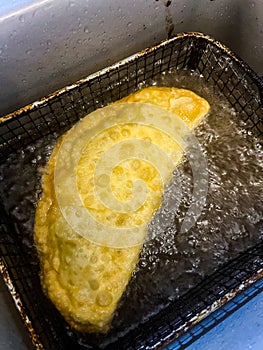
left=34, top=87, right=210, bottom=333
left=119, top=87, right=209, bottom=129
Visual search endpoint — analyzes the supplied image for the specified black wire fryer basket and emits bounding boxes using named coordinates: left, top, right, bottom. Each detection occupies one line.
left=0, top=32, right=262, bottom=350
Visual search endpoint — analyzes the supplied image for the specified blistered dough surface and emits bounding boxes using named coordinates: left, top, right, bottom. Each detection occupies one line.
left=34, top=87, right=209, bottom=332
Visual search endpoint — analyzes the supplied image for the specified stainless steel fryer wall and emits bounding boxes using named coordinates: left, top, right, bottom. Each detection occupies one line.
left=0, top=0, right=262, bottom=117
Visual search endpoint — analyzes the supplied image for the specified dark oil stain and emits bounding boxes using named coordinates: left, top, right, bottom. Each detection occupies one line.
left=163, top=0, right=175, bottom=39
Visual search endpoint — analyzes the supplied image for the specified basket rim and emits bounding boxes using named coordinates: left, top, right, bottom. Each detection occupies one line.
left=0, top=31, right=262, bottom=124
left=0, top=31, right=262, bottom=350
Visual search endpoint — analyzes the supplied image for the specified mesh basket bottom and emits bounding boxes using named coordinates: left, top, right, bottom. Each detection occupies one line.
left=1, top=70, right=262, bottom=349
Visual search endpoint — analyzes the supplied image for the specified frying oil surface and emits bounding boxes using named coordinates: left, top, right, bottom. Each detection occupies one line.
left=0, top=70, right=262, bottom=335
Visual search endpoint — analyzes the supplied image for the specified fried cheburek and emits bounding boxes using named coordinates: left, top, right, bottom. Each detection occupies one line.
left=34, top=87, right=210, bottom=333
